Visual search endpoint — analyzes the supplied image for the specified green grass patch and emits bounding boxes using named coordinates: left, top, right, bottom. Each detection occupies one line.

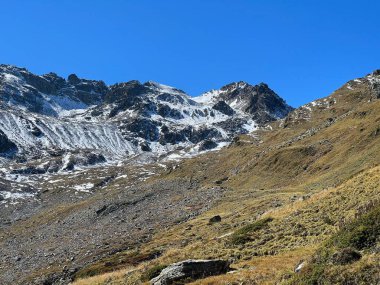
left=74, top=250, right=161, bottom=280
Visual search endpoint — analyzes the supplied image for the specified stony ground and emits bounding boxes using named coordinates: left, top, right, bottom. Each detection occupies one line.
left=0, top=158, right=227, bottom=285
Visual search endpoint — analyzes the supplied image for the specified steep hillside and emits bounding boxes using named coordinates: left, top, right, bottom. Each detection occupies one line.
left=69, top=70, right=380, bottom=285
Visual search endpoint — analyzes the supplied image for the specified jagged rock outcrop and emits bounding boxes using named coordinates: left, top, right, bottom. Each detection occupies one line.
left=196, top=81, right=294, bottom=124
left=369, top=70, right=380, bottom=99
left=212, top=101, right=235, bottom=116
left=0, top=65, right=107, bottom=116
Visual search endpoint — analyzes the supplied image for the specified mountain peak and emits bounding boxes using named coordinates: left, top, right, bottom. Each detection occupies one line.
left=195, top=81, right=292, bottom=124
left=143, top=81, right=186, bottom=95
left=67, top=73, right=81, bottom=85
left=257, top=82, right=269, bottom=88
left=371, top=69, right=380, bottom=76
left=220, top=81, right=248, bottom=91
left=0, top=64, right=27, bottom=72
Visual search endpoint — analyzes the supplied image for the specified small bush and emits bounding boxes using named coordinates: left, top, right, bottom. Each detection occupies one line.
left=322, top=215, right=334, bottom=225
left=141, top=264, right=167, bottom=281
left=230, top=217, right=273, bottom=245
left=331, top=248, right=361, bottom=265
left=334, top=205, right=380, bottom=250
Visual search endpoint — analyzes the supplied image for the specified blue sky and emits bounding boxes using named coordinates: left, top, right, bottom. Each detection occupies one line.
left=0, top=0, right=379, bottom=107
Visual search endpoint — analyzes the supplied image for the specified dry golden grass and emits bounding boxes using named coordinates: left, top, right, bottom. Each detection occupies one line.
left=189, top=247, right=317, bottom=285
left=71, top=266, right=138, bottom=285
left=75, top=165, right=379, bottom=284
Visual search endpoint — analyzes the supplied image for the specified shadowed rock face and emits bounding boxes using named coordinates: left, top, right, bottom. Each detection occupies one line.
left=199, top=139, right=218, bottom=151
left=150, top=259, right=230, bottom=285
left=212, top=100, right=235, bottom=116
left=217, top=82, right=294, bottom=124
left=105, top=80, right=151, bottom=104
left=0, top=129, right=17, bottom=155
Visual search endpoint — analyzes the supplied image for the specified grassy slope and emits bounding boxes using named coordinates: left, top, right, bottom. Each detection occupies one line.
left=72, top=77, right=380, bottom=284
left=285, top=194, right=380, bottom=285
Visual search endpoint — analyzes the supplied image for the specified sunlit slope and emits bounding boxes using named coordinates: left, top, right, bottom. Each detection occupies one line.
left=72, top=73, right=380, bottom=284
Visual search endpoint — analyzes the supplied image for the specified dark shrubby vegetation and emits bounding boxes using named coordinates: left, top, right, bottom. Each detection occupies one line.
left=74, top=250, right=161, bottom=280
left=333, top=205, right=380, bottom=250
left=286, top=204, right=380, bottom=285
left=141, top=264, right=167, bottom=281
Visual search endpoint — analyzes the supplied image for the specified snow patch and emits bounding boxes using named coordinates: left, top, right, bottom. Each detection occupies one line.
left=73, top=183, right=94, bottom=193
left=193, top=89, right=222, bottom=104
left=0, top=191, right=36, bottom=203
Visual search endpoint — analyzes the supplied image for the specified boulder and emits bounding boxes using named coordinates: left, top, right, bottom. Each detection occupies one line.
left=140, top=142, right=152, bottom=152
left=150, top=259, right=230, bottom=285
left=199, top=140, right=218, bottom=151
left=209, top=215, right=222, bottom=224
left=294, top=260, right=305, bottom=273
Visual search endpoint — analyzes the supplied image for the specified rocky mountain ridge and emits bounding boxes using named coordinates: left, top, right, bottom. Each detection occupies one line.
left=0, top=64, right=293, bottom=164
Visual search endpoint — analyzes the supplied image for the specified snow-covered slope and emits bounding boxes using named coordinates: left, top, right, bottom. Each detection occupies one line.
left=0, top=109, right=136, bottom=158
left=0, top=65, right=293, bottom=166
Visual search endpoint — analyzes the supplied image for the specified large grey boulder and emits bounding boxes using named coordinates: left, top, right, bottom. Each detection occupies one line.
left=150, top=259, right=230, bottom=285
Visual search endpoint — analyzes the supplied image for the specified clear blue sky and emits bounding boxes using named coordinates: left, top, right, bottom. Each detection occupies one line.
left=1, top=0, right=379, bottom=107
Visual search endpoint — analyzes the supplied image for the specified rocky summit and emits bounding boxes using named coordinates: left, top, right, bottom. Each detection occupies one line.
left=0, top=66, right=379, bottom=285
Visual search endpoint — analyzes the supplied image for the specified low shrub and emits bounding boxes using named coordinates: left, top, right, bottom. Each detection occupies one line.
left=285, top=204, right=380, bottom=285
left=141, top=264, right=167, bottom=281
left=334, top=205, right=380, bottom=250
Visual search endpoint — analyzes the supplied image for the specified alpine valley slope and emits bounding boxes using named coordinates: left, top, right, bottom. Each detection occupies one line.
left=0, top=65, right=294, bottom=284
left=70, top=70, right=380, bottom=285
left=0, top=67, right=379, bottom=285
